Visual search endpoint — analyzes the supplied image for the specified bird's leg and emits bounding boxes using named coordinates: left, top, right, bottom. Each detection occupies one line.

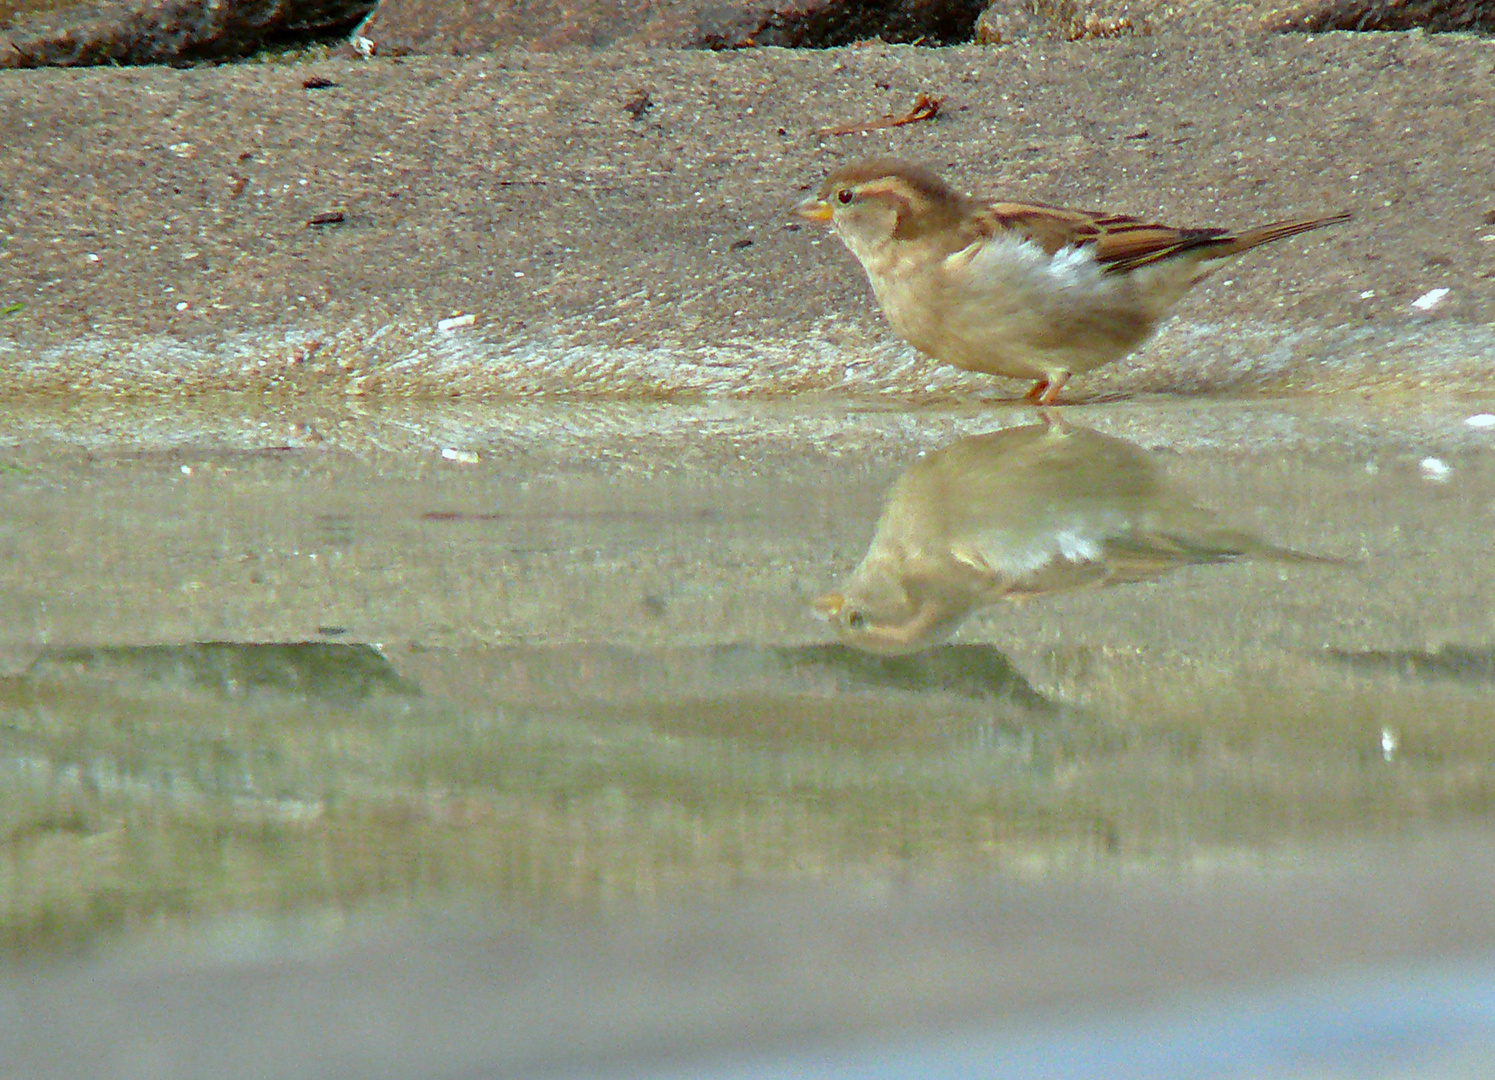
left=1033, top=372, right=1070, bottom=407
left=1035, top=408, right=1075, bottom=436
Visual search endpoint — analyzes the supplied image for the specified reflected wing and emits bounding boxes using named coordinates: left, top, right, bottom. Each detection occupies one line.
left=1095, top=531, right=1248, bottom=584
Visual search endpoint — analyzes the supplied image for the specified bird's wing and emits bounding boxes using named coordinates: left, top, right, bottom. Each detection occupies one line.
left=950, top=526, right=1114, bottom=601
left=1094, top=532, right=1246, bottom=584
left=978, top=201, right=1230, bottom=275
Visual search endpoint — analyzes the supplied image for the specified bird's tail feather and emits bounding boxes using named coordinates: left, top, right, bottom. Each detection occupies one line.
left=1211, top=211, right=1352, bottom=258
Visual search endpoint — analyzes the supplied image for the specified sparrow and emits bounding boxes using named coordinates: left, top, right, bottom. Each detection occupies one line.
left=815, top=416, right=1336, bottom=655
left=794, top=159, right=1350, bottom=405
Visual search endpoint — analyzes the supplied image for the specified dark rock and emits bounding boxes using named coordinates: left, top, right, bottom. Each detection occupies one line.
left=1273, top=0, right=1495, bottom=32
left=0, top=0, right=376, bottom=68
left=353, top=0, right=987, bottom=53
left=353, top=0, right=705, bottom=51
left=972, top=1, right=1051, bottom=43
left=698, top=0, right=988, bottom=48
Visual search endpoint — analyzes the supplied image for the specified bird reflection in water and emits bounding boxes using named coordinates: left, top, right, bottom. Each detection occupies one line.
left=816, top=416, right=1335, bottom=655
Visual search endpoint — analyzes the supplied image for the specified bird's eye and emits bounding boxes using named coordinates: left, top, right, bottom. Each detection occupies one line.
left=836, top=188, right=854, bottom=205
left=846, top=609, right=869, bottom=631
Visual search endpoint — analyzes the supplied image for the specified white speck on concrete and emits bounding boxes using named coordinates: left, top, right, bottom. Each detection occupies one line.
left=437, top=314, right=476, bottom=332
left=1411, top=288, right=1450, bottom=311
left=441, top=447, right=479, bottom=464
left=1464, top=414, right=1495, bottom=429
left=1419, top=456, right=1452, bottom=482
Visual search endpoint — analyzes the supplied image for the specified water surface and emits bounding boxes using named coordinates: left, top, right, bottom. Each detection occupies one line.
left=2, top=397, right=1493, bottom=1076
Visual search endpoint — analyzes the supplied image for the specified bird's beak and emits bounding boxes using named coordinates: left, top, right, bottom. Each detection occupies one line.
left=793, top=196, right=834, bottom=224
left=811, top=592, right=844, bottom=621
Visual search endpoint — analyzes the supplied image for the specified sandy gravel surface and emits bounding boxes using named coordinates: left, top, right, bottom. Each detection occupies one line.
left=1, top=33, right=1493, bottom=402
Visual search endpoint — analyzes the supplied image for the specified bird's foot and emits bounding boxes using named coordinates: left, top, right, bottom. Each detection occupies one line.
left=1025, top=373, right=1070, bottom=406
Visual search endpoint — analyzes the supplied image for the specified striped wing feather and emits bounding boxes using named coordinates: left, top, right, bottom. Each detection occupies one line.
left=981, top=201, right=1230, bottom=274
left=978, top=202, right=1350, bottom=276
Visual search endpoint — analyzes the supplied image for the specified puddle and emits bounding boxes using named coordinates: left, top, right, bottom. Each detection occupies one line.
left=2, top=395, right=1495, bottom=1073
left=3, top=396, right=1494, bottom=955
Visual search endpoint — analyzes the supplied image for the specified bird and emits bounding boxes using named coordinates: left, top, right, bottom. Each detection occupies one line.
left=814, top=415, right=1336, bottom=655
left=794, top=159, right=1350, bottom=405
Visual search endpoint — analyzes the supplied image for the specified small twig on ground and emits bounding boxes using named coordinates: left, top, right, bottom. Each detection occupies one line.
left=6, top=39, right=42, bottom=66
left=820, top=93, right=942, bottom=136
left=622, top=88, right=652, bottom=120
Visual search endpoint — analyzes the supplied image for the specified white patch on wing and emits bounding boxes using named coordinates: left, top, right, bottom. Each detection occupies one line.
left=1054, top=530, right=1104, bottom=563
left=1045, top=245, right=1102, bottom=288
left=984, top=529, right=1106, bottom=576
left=963, top=235, right=1105, bottom=293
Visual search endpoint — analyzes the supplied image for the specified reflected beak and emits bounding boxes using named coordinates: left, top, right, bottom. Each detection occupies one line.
left=793, top=197, right=834, bottom=223
left=811, top=592, right=844, bottom=621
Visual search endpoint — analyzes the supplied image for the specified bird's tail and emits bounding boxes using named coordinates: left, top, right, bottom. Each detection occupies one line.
left=1210, top=211, right=1352, bottom=258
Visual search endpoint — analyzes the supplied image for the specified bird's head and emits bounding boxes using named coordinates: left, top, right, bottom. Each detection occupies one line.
left=812, top=568, right=971, bottom=656
left=793, top=159, right=972, bottom=259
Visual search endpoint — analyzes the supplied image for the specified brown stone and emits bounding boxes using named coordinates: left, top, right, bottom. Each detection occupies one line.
left=1272, top=0, right=1495, bottom=32
left=0, top=0, right=375, bottom=68
left=698, top=0, right=988, bottom=47
left=353, top=0, right=988, bottom=54
left=973, top=1, right=1050, bottom=42
left=974, top=1, right=1147, bottom=43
